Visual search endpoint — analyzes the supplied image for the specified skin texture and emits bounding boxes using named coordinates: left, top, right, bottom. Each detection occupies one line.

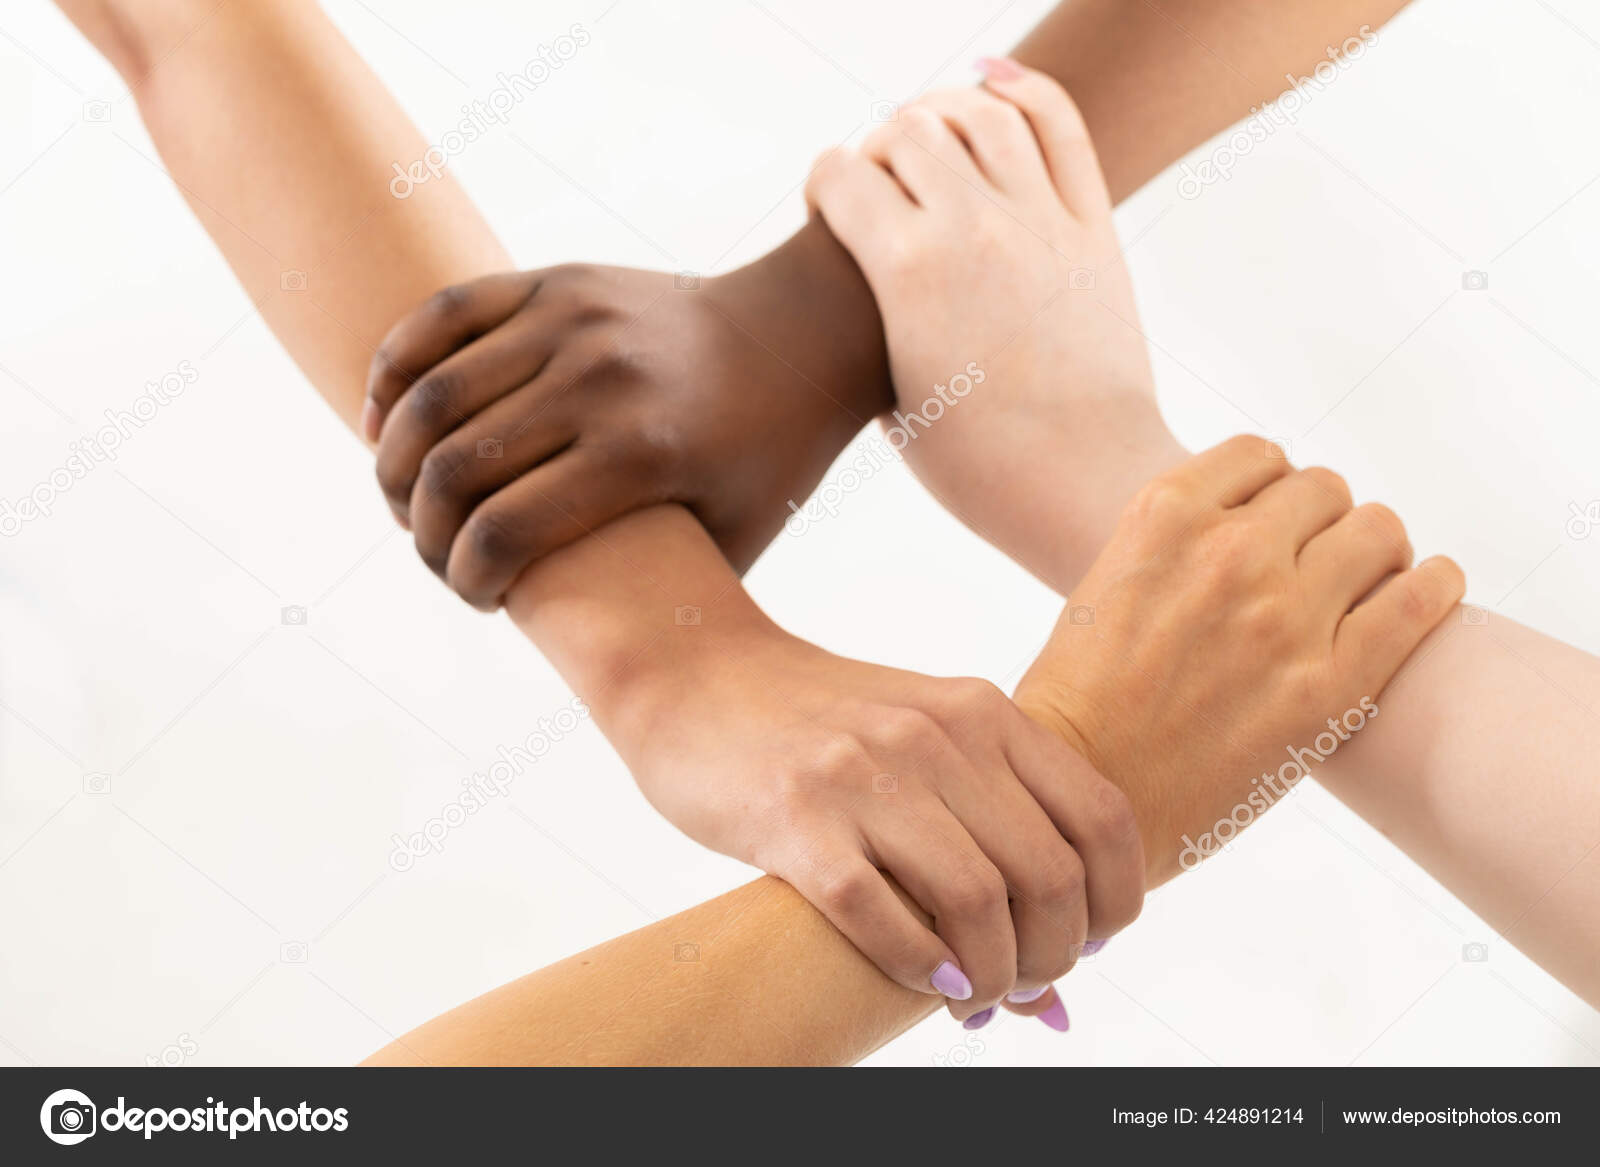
left=807, top=71, right=1467, bottom=884
left=53, top=0, right=1147, bottom=1024
left=812, top=63, right=1600, bottom=1007
left=499, top=500, right=1145, bottom=1019
left=363, top=0, right=1418, bottom=608
left=365, top=436, right=1459, bottom=1066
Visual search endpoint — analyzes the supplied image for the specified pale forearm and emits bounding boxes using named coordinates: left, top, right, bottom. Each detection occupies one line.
left=1314, top=616, right=1600, bottom=1006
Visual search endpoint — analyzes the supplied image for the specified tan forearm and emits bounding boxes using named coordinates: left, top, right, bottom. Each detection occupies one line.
left=63, top=0, right=937, bottom=1066
left=57, top=0, right=742, bottom=707
left=364, top=876, right=939, bottom=1066
left=1014, top=0, right=1413, bottom=202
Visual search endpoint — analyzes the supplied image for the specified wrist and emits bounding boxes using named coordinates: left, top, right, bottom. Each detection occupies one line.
left=924, top=395, right=1183, bottom=593
left=599, top=588, right=789, bottom=753
left=712, top=219, right=895, bottom=428
left=1014, top=677, right=1176, bottom=888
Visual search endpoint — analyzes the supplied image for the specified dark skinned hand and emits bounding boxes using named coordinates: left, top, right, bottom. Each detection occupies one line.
left=365, top=225, right=891, bottom=609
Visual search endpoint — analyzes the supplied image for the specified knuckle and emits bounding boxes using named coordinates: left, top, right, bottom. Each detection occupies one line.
left=460, top=505, right=524, bottom=571
left=1229, top=432, right=1273, bottom=460
left=1024, top=848, right=1085, bottom=911
left=898, top=105, right=940, bottom=135
left=792, top=735, right=873, bottom=796
left=416, top=441, right=473, bottom=503
left=404, top=368, right=469, bottom=430
left=805, top=149, right=845, bottom=200
left=860, top=122, right=899, bottom=160
left=1124, top=476, right=1191, bottom=528
left=1086, top=781, right=1140, bottom=848
left=1394, top=573, right=1439, bottom=626
left=1430, top=556, right=1467, bottom=602
left=971, top=99, right=1029, bottom=143
left=876, top=237, right=925, bottom=282
left=942, top=677, right=1006, bottom=720
left=943, top=868, right=1008, bottom=920
left=875, top=706, right=943, bottom=755
left=422, top=282, right=473, bottom=322
left=373, top=453, right=410, bottom=504
left=814, top=865, right=875, bottom=917
left=1199, top=518, right=1268, bottom=580
left=1357, top=502, right=1407, bottom=547
left=574, top=345, right=641, bottom=387
left=1305, top=467, right=1352, bottom=510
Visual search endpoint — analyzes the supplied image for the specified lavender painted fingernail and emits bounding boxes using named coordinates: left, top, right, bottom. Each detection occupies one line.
left=1006, top=985, right=1050, bottom=1004
left=930, top=960, right=973, bottom=1000
left=963, top=1006, right=996, bottom=1030
left=1038, top=998, right=1070, bottom=1032
left=1080, top=939, right=1107, bottom=957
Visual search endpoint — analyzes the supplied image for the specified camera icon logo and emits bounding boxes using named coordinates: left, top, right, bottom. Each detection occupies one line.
left=82, top=100, right=111, bottom=124
left=280, top=269, right=308, bottom=293
left=1566, top=500, right=1600, bottom=541
left=1068, top=268, right=1097, bottom=291
left=476, top=438, right=503, bottom=459
left=869, top=99, right=899, bottom=122
left=40, top=1089, right=97, bottom=1146
left=1461, top=270, right=1489, bottom=292
left=1264, top=437, right=1293, bottom=461
left=279, top=940, right=309, bottom=963
left=280, top=604, right=308, bottom=626
left=82, top=772, right=111, bottom=795
left=1461, top=941, right=1489, bottom=963
left=674, top=271, right=701, bottom=291
left=1068, top=604, right=1096, bottom=626
left=1461, top=605, right=1488, bottom=627
left=674, top=605, right=701, bottom=626
left=871, top=773, right=899, bottom=794
left=674, top=942, right=700, bottom=963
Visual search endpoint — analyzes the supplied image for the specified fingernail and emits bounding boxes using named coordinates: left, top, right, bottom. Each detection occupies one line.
left=1006, top=985, right=1050, bottom=1005
left=1038, top=997, right=1070, bottom=1032
left=930, top=960, right=973, bottom=1001
left=1080, top=939, right=1107, bottom=958
left=963, top=1006, right=996, bottom=1030
left=360, top=397, right=382, bottom=443
left=976, top=56, right=1024, bottom=82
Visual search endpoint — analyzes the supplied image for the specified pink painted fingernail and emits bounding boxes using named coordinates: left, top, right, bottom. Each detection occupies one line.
left=360, top=397, right=382, bottom=443
left=1080, top=939, right=1107, bottom=957
left=963, top=1006, right=996, bottom=1030
left=1038, top=997, right=1070, bottom=1032
left=976, top=57, right=1024, bottom=82
left=931, top=960, right=973, bottom=1000
left=1006, top=985, right=1050, bottom=1004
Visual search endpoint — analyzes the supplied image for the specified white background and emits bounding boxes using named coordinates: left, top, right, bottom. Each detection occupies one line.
left=3, top=0, right=1599, bottom=1067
